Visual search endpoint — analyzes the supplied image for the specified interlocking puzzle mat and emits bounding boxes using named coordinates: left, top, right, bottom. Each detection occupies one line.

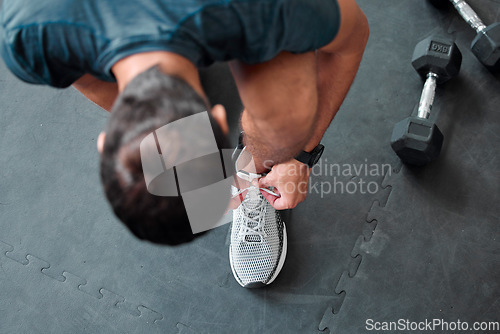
left=1, top=0, right=499, bottom=333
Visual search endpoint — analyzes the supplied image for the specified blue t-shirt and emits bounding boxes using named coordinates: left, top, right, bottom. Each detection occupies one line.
left=0, top=0, right=340, bottom=88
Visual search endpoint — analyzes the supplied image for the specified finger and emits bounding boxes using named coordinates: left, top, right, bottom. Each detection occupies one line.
left=269, top=186, right=281, bottom=197
left=271, top=197, right=296, bottom=210
left=261, top=190, right=279, bottom=206
left=258, top=174, right=276, bottom=189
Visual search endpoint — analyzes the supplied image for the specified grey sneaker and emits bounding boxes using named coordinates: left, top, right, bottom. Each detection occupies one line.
left=229, top=177, right=287, bottom=288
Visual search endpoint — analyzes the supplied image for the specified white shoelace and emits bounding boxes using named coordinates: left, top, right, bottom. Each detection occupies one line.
left=232, top=146, right=279, bottom=242
left=232, top=186, right=279, bottom=242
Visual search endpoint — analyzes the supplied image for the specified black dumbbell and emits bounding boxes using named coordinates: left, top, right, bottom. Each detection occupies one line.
left=391, top=35, right=462, bottom=166
left=429, top=0, right=500, bottom=71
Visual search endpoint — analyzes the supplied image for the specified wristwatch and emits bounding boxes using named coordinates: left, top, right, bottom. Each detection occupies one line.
left=295, top=144, right=325, bottom=168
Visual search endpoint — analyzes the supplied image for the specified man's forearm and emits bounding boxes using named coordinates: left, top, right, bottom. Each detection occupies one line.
left=231, top=51, right=319, bottom=172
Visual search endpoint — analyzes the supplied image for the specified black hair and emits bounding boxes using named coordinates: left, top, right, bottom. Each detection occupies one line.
left=100, top=66, right=229, bottom=245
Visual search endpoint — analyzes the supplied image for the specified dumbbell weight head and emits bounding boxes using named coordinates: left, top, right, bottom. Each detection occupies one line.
left=391, top=117, right=444, bottom=166
left=391, top=35, right=461, bottom=166
left=427, top=0, right=500, bottom=71
left=412, top=35, right=463, bottom=84
left=471, top=22, right=500, bottom=70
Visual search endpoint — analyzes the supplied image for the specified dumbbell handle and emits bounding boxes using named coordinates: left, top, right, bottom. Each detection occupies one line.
left=417, top=72, right=438, bottom=119
left=449, top=0, right=487, bottom=33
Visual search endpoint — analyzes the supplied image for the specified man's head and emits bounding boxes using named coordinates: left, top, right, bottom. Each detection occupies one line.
left=99, top=66, right=229, bottom=245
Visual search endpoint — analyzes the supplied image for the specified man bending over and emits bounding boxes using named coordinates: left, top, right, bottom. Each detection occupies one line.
left=0, top=0, right=368, bottom=287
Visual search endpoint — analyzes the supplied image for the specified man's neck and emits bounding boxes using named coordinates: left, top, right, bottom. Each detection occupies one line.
left=112, top=51, right=207, bottom=103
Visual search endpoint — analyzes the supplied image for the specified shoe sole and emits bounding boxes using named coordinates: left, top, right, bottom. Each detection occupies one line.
left=229, top=223, right=288, bottom=288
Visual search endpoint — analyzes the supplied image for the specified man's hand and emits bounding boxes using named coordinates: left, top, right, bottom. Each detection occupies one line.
left=258, top=159, right=311, bottom=210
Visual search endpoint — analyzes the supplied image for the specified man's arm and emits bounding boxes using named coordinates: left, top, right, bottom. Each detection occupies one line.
left=258, top=0, right=369, bottom=210
left=230, top=51, right=318, bottom=171
left=303, top=0, right=369, bottom=152
left=231, top=0, right=368, bottom=173
left=72, top=74, right=119, bottom=112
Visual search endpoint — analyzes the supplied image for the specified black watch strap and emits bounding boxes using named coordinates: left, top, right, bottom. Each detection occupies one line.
left=295, top=144, right=325, bottom=168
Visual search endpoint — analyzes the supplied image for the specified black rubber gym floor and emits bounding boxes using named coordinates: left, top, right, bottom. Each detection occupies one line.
left=1, top=0, right=499, bottom=333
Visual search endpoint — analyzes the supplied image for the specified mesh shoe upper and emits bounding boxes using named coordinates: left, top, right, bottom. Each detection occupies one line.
left=229, top=185, right=286, bottom=287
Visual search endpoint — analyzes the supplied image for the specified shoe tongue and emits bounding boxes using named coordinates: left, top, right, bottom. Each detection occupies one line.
left=246, top=187, right=261, bottom=205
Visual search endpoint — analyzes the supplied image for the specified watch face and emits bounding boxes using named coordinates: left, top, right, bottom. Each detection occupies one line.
left=312, top=145, right=324, bottom=166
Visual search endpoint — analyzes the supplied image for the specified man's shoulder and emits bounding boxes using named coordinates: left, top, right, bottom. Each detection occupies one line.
left=0, top=0, right=101, bottom=87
